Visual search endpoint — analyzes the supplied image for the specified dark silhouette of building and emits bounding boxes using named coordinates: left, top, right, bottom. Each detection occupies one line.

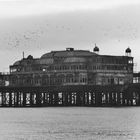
left=8, top=46, right=133, bottom=87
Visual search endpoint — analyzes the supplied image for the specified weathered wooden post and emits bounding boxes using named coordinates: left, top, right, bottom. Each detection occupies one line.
left=23, top=92, right=26, bottom=107
left=9, top=92, right=12, bottom=107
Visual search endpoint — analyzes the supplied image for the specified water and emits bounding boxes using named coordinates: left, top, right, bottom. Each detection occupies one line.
left=0, top=107, right=140, bottom=140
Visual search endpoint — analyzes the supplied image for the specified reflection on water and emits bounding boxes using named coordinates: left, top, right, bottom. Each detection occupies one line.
left=0, top=107, right=140, bottom=140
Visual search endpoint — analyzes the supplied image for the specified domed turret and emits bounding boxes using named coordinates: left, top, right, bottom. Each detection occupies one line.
left=93, top=44, right=99, bottom=54
left=27, top=55, right=33, bottom=60
left=125, top=47, right=131, bottom=56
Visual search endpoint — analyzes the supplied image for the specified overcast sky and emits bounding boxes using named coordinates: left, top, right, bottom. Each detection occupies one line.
left=0, top=0, right=140, bottom=72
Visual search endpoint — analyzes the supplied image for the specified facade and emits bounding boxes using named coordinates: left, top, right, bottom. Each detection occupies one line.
left=9, top=47, right=134, bottom=87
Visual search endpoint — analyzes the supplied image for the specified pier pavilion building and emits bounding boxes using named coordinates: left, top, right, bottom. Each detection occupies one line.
left=9, top=46, right=133, bottom=87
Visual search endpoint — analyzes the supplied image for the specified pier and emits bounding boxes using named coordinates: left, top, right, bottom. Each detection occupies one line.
left=0, top=84, right=139, bottom=107
left=0, top=47, right=138, bottom=107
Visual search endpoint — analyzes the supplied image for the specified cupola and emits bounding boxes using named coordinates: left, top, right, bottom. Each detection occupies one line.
left=125, top=47, right=131, bottom=56
left=93, top=44, right=99, bottom=54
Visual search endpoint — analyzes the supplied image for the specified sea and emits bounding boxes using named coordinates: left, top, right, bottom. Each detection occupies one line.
left=0, top=107, right=140, bottom=140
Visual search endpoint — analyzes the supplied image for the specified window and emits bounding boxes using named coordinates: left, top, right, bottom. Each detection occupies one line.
left=79, top=74, right=87, bottom=83
left=66, top=74, right=73, bottom=83
left=42, top=68, right=46, bottom=72
left=119, top=78, right=124, bottom=85
left=128, top=59, right=133, bottom=64
left=11, top=68, right=17, bottom=72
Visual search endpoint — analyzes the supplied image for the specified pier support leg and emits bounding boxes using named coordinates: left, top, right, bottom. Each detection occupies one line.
left=95, top=92, right=102, bottom=106
left=23, top=92, right=26, bottom=107
left=9, top=92, right=12, bottom=107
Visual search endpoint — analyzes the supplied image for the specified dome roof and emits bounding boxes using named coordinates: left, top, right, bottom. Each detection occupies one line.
left=41, top=49, right=97, bottom=59
left=13, top=60, right=20, bottom=65
left=93, top=46, right=99, bottom=52
left=125, top=47, right=131, bottom=53
left=27, top=55, right=33, bottom=59
left=40, top=49, right=97, bottom=64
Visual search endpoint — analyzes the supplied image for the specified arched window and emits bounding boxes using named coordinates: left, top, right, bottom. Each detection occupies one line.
left=50, top=75, right=56, bottom=85
left=79, top=74, right=87, bottom=83
left=42, top=75, right=49, bottom=86
left=11, top=75, right=18, bottom=85
left=66, top=74, right=73, bottom=83
left=57, top=74, right=65, bottom=85
left=34, top=75, right=41, bottom=86
left=26, top=76, right=33, bottom=85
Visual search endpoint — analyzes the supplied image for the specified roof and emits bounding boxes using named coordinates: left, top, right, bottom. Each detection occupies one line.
left=125, top=47, right=131, bottom=53
left=93, top=46, right=99, bottom=52
left=13, top=58, right=40, bottom=66
left=13, top=60, right=21, bottom=65
left=41, top=50, right=97, bottom=59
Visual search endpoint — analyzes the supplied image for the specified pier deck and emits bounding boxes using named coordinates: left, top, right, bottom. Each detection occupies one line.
left=0, top=84, right=139, bottom=107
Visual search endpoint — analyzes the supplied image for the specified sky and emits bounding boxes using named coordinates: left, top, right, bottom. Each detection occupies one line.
left=0, top=0, right=140, bottom=72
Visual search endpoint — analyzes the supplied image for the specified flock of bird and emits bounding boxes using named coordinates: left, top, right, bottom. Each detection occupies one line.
left=0, top=21, right=139, bottom=51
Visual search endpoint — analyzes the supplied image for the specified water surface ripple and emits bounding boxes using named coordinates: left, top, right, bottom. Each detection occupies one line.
left=0, top=107, right=139, bottom=140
